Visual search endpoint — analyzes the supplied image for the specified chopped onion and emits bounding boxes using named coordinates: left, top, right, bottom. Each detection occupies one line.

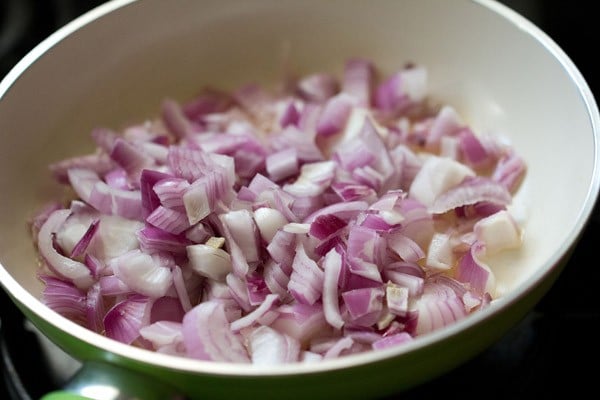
left=32, top=58, right=526, bottom=364
left=182, top=301, right=250, bottom=362
left=37, top=210, right=94, bottom=289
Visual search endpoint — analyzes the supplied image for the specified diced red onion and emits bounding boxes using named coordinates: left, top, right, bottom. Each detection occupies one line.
left=342, top=58, right=375, bottom=107
left=37, top=209, right=94, bottom=289
left=296, top=73, right=339, bottom=103
left=40, top=275, right=87, bottom=325
left=492, top=150, right=527, bottom=194
left=425, top=232, right=455, bottom=270
left=139, top=320, right=184, bottom=349
left=323, top=336, right=355, bottom=359
left=162, top=98, right=198, bottom=139
left=150, top=296, right=185, bottom=323
left=110, top=250, right=173, bottom=298
left=140, top=169, right=173, bottom=218
left=426, top=105, right=464, bottom=148
left=316, top=93, right=355, bottom=137
left=147, top=206, right=190, bottom=235
left=253, top=207, right=289, bottom=242
left=408, top=156, right=475, bottom=208
left=187, top=243, right=232, bottom=281
left=171, top=265, right=193, bottom=312
left=104, top=294, right=152, bottom=344
left=322, top=248, right=344, bottom=329
left=456, top=241, right=496, bottom=295
left=70, top=219, right=100, bottom=260
left=98, top=275, right=131, bottom=296
left=34, top=58, right=526, bottom=365
left=288, top=244, right=325, bottom=305
left=474, top=209, right=522, bottom=255
left=247, top=326, right=301, bottom=365
left=230, top=293, right=280, bottom=332
left=270, top=302, right=330, bottom=343
left=181, top=301, right=250, bottom=362
left=85, top=282, right=105, bottom=333
left=109, top=138, right=155, bottom=182
left=372, top=332, right=412, bottom=350
left=430, top=176, right=512, bottom=214
left=375, top=66, right=427, bottom=113
left=266, top=147, right=299, bottom=182
left=342, top=286, right=385, bottom=327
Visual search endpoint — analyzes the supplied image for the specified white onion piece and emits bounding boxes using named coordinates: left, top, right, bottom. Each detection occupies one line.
left=426, top=106, right=464, bottom=148
left=218, top=216, right=252, bottom=277
left=386, top=284, right=410, bottom=317
left=85, top=282, right=104, bottom=332
left=296, top=73, right=338, bottom=103
left=283, top=161, right=337, bottom=197
left=322, top=248, right=344, bottom=329
left=247, top=326, right=301, bottom=365
left=230, top=294, right=280, bottom=332
left=110, top=250, right=172, bottom=298
left=430, top=177, right=512, bottom=214
left=204, top=280, right=243, bottom=322
left=283, top=222, right=310, bottom=234
left=266, top=147, right=299, bottom=182
left=88, top=215, right=144, bottom=260
left=270, top=303, right=330, bottom=343
left=474, top=210, right=522, bottom=255
left=182, top=179, right=212, bottom=224
left=186, top=244, right=232, bottom=281
left=220, top=209, right=260, bottom=264
left=300, top=351, right=324, bottom=363
left=388, top=233, right=425, bottom=263
left=139, top=321, right=183, bottom=348
left=426, top=233, right=455, bottom=270
left=253, top=207, right=288, bottom=242
left=37, top=209, right=94, bottom=290
left=323, top=336, right=355, bottom=359
left=409, top=156, right=475, bottom=208
left=226, top=273, right=252, bottom=312
left=53, top=208, right=95, bottom=257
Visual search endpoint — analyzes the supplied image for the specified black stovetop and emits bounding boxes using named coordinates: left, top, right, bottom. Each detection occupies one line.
left=1, top=1, right=599, bottom=399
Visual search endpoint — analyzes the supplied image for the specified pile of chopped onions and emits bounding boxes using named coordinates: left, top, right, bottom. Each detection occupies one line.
left=31, top=58, right=526, bottom=364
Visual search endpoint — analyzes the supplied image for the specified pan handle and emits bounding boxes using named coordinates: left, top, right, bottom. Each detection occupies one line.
left=39, top=361, right=186, bottom=400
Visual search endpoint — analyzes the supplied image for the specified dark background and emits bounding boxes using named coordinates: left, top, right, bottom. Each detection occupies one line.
left=1, top=1, right=599, bottom=399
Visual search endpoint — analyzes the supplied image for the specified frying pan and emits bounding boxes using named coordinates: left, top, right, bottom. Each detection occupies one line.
left=1, top=1, right=599, bottom=399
